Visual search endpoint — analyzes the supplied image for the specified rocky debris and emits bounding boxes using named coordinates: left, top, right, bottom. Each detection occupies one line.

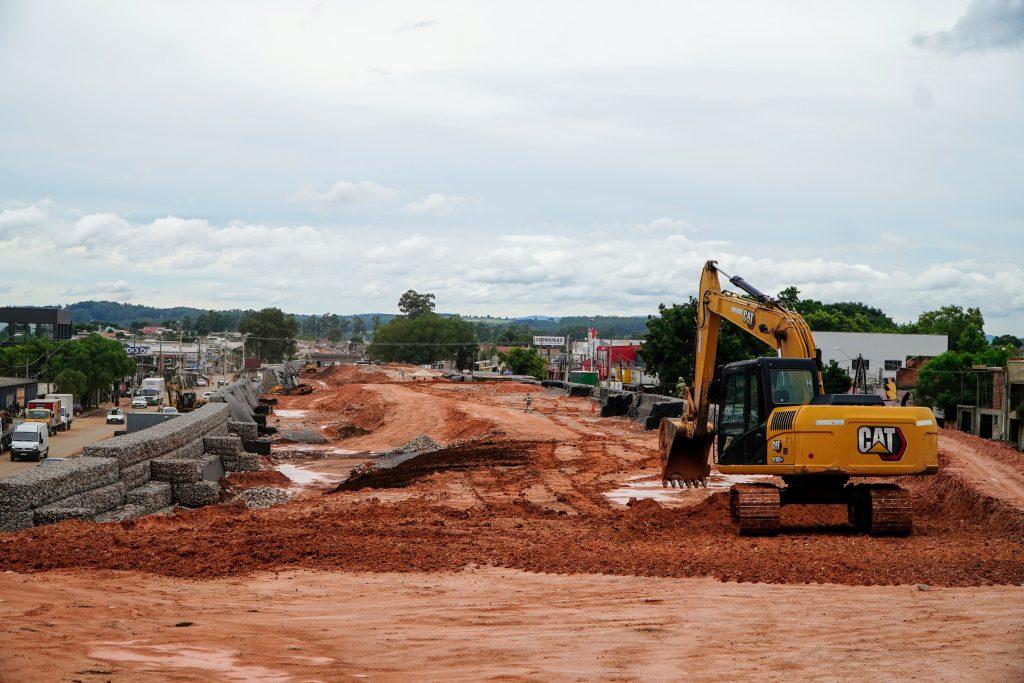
left=173, top=481, right=220, bottom=508
left=0, top=458, right=119, bottom=512
left=235, top=487, right=292, bottom=510
left=382, top=435, right=442, bottom=457
left=126, top=482, right=173, bottom=511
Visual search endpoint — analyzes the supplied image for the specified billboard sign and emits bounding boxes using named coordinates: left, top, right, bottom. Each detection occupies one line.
left=533, top=336, right=565, bottom=347
left=123, top=344, right=151, bottom=356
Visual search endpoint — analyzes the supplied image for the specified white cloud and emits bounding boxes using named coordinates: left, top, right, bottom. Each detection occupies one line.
left=0, top=203, right=49, bottom=237
left=296, top=181, right=399, bottom=209
left=404, top=193, right=475, bottom=216
left=631, top=217, right=694, bottom=234
left=913, top=0, right=1024, bottom=53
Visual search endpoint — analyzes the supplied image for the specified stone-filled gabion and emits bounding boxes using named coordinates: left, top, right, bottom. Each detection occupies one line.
left=46, top=481, right=126, bottom=515
left=0, top=458, right=119, bottom=512
left=236, top=487, right=292, bottom=510
left=199, top=454, right=225, bottom=482
left=0, top=511, right=34, bottom=532
left=228, top=421, right=259, bottom=441
left=165, top=439, right=205, bottom=461
left=222, top=452, right=261, bottom=472
left=243, top=438, right=272, bottom=455
left=33, top=507, right=94, bottom=524
left=126, top=481, right=173, bottom=511
left=121, top=460, right=151, bottom=490
left=150, top=458, right=202, bottom=484
left=83, top=403, right=231, bottom=468
left=94, top=504, right=147, bottom=523
left=203, top=435, right=242, bottom=456
left=173, top=481, right=220, bottom=507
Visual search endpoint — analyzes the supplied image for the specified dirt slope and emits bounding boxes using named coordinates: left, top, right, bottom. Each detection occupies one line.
left=939, top=433, right=1024, bottom=510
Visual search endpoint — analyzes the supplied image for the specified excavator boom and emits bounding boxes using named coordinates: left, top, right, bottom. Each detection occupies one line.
left=661, top=260, right=819, bottom=487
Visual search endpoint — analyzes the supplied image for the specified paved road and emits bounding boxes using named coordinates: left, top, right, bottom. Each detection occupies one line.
left=0, top=403, right=165, bottom=477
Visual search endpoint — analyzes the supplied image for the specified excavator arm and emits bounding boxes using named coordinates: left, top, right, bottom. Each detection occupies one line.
left=660, top=260, right=819, bottom=487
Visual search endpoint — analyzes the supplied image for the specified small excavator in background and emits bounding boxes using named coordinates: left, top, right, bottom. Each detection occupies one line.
left=659, top=261, right=938, bottom=536
left=165, top=372, right=202, bottom=412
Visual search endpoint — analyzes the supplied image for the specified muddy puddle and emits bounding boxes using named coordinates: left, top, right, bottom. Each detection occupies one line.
left=273, top=409, right=308, bottom=419
left=605, top=472, right=775, bottom=507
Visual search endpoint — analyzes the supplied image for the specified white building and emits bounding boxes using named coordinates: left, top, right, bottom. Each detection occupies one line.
left=813, top=331, right=948, bottom=384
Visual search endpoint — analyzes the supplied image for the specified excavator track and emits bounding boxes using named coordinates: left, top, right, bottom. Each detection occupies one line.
left=729, top=483, right=781, bottom=536
left=848, top=484, right=912, bottom=536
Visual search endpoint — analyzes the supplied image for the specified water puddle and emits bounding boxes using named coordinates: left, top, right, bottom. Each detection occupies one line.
left=89, top=641, right=288, bottom=681
left=274, top=409, right=308, bottom=419
left=275, top=463, right=337, bottom=485
left=604, top=472, right=774, bottom=507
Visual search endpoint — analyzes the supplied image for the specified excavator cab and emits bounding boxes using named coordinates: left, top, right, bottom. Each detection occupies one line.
left=715, top=358, right=820, bottom=467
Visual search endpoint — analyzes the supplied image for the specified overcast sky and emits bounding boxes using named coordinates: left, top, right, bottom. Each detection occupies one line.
left=1, top=1, right=1022, bottom=332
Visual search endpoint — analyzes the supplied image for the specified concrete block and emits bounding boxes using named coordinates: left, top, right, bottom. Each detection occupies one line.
left=0, top=458, right=119, bottom=512
left=222, top=452, right=260, bottom=472
left=203, top=435, right=242, bottom=456
left=173, top=481, right=220, bottom=508
left=150, top=458, right=201, bottom=484
left=126, top=481, right=173, bottom=511
left=0, top=510, right=34, bottom=532
left=34, top=507, right=94, bottom=525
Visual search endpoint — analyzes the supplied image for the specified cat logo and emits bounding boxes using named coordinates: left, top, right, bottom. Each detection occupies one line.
left=771, top=439, right=782, bottom=452
left=742, top=309, right=755, bottom=328
left=856, top=426, right=907, bottom=461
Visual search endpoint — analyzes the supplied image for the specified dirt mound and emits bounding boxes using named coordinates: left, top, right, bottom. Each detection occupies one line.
left=940, top=428, right=1024, bottom=475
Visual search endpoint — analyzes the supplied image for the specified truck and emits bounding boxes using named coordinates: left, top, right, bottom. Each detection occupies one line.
left=25, top=397, right=63, bottom=436
left=46, top=393, right=75, bottom=430
left=140, top=377, right=166, bottom=406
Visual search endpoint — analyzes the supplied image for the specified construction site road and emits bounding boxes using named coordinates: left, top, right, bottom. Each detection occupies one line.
left=0, top=409, right=127, bottom=477
left=939, top=432, right=1024, bottom=511
left=1, top=568, right=1022, bottom=682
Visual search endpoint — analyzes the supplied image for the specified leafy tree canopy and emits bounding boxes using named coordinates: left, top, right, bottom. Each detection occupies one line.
left=900, top=305, right=986, bottom=354
left=503, top=347, right=547, bottom=380
left=238, top=308, right=299, bottom=363
left=398, top=290, right=436, bottom=319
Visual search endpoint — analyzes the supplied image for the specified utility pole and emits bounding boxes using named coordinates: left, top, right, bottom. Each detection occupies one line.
left=563, top=335, right=571, bottom=387
left=240, top=333, right=247, bottom=378
left=158, top=331, right=163, bottom=375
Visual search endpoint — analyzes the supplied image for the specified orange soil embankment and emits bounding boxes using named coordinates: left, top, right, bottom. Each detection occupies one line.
left=0, top=372, right=1022, bottom=587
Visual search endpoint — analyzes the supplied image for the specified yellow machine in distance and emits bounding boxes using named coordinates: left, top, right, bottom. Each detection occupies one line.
left=659, top=261, right=938, bottom=536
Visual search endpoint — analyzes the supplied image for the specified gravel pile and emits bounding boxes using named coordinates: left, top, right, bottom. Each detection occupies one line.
left=383, top=435, right=442, bottom=456
left=235, top=487, right=292, bottom=510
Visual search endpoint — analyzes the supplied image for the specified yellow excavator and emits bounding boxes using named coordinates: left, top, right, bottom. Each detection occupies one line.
left=660, top=261, right=938, bottom=536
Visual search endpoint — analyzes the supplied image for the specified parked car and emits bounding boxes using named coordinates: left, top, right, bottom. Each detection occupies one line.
left=106, top=407, right=126, bottom=424
left=202, top=392, right=213, bottom=400
left=356, top=359, right=371, bottom=365
left=131, top=396, right=148, bottom=409
left=10, top=422, right=49, bottom=462
left=73, top=403, right=83, bottom=416
left=196, top=377, right=208, bottom=387
left=38, top=457, right=67, bottom=468
left=217, top=379, right=228, bottom=387
left=160, top=406, right=179, bottom=415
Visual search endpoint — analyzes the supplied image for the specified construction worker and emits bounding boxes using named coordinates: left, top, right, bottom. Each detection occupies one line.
left=675, top=377, right=689, bottom=415
left=524, top=394, right=533, bottom=412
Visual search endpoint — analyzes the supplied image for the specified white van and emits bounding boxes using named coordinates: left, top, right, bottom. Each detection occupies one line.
left=10, top=422, right=50, bottom=462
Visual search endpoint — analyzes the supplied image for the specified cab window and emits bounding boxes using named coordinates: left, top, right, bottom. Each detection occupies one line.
left=719, top=370, right=762, bottom=437
left=769, top=369, right=816, bottom=405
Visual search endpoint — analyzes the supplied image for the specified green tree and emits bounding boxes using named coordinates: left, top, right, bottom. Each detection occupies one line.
left=903, top=305, right=986, bottom=354
left=53, top=368, right=88, bottom=398
left=822, top=361, right=853, bottom=394
left=398, top=290, right=436, bottom=318
left=351, top=317, right=367, bottom=342
left=914, top=345, right=1011, bottom=418
left=639, top=299, right=770, bottom=395
left=369, top=312, right=476, bottom=368
left=238, top=308, right=299, bottom=363
left=991, top=334, right=1022, bottom=349
left=505, top=347, right=547, bottom=380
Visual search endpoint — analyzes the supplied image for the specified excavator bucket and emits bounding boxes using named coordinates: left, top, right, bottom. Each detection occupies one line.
left=658, top=418, right=713, bottom=488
